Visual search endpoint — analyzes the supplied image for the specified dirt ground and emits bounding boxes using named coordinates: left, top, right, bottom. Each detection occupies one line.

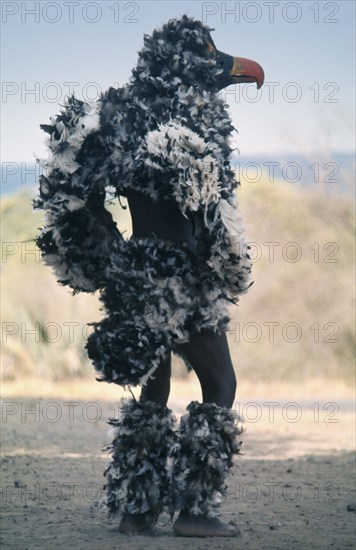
left=1, top=378, right=355, bottom=550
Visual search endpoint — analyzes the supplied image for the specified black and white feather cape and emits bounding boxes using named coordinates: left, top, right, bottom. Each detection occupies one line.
left=35, top=16, right=252, bottom=386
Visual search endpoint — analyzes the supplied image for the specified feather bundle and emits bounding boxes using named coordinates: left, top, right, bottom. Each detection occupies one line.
left=86, top=237, right=230, bottom=386
left=103, top=398, right=177, bottom=518
left=169, top=401, right=242, bottom=517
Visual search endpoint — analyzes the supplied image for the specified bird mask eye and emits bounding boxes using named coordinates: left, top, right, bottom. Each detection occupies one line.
left=207, top=42, right=217, bottom=60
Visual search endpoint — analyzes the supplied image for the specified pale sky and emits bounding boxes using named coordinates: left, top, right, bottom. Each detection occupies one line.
left=1, top=0, right=355, bottom=162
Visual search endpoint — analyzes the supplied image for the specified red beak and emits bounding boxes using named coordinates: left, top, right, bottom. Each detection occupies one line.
left=230, top=57, right=265, bottom=89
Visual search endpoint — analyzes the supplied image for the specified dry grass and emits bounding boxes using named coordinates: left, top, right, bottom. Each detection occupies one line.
left=1, top=375, right=354, bottom=402
left=1, top=180, right=354, bottom=384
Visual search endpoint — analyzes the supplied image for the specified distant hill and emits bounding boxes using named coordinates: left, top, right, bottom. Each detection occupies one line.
left=234, top=152, right=355, bottom=196
left=1, top=181, right=354, bottom=383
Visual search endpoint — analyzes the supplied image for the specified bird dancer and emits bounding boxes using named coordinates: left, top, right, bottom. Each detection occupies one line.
left=35, top=16, right=264, bottom=537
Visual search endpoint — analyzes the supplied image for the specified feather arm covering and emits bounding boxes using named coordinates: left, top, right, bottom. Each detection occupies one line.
left=34, top=95, right=123, bottom=293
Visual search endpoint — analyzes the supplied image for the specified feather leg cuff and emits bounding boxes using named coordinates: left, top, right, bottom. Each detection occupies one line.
left=169, top=401, right=242, bottom=517
left=103, top=398, right=177, bottom=518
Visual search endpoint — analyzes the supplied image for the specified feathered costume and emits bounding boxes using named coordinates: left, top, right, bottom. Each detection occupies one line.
left=35, top=16, right=263, bottom=529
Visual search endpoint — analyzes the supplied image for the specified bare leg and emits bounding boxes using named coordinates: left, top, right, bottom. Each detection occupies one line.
left=140, top=352, right=172, bottom=406
left=173, top=330, right=240, bottom=537
left=176, top=330, right=237, bottom=408
left=139, top=331, right=236, bottom=408
left=119, top=332, right=239, bottom=535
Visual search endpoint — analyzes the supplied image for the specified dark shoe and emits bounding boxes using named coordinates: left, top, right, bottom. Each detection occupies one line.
left=118, top=512, right=156, bottom=534
left=173, top=511, right=241, bottom=537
